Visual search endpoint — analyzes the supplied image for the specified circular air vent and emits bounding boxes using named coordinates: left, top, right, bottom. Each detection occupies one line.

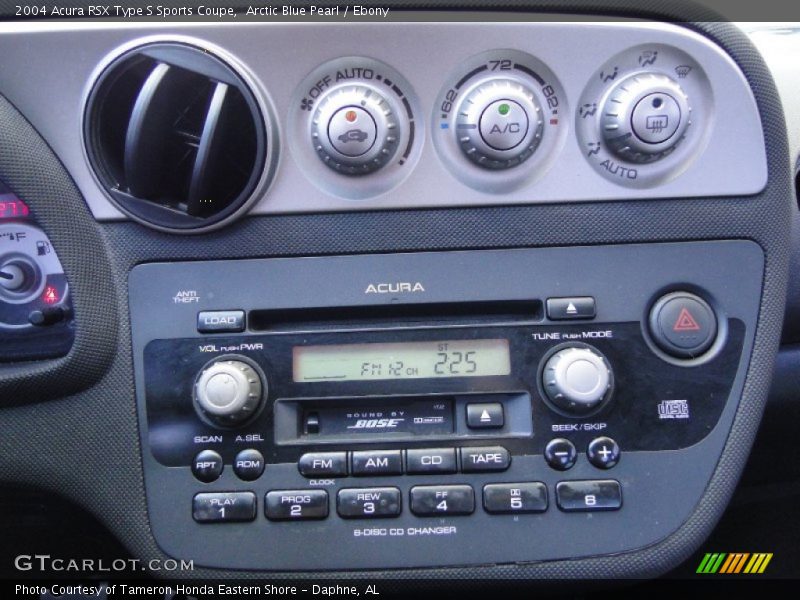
left=85, top=42, right=271, bottom=232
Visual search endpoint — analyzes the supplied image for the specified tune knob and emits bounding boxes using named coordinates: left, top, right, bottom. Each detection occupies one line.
left=310, top=84, right=403, bottom=175
left=601, top=72, right=691, bottom=163
left=542, top=346, right=613, bottom=415
left=455, top=78, right=544, bottom=169
left=194, top=358, right=264, bottom=427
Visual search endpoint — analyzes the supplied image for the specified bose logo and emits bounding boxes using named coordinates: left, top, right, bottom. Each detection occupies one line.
left=347, top=418, right=405, bottom=429
left=364, top=282, right=425, bottom=294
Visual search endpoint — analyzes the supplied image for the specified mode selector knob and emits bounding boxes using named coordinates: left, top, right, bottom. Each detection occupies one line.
left=542, top=345, right=613, bottom=416
left=194, top=358, right=264, bottom=427
left=455, top=78, right=543, bottom=169
left=601, top=73, right=691, bottom=163
left=311, top=84, right=403, bottom=175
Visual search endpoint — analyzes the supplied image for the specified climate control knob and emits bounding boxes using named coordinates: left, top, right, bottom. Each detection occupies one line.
left=455, top=78, right=543, bottom=169
left=310, top=84, right=402, bottom=175
left=601, top=72, right=691, bottom=163
left=194, top=358, right=264, bottom=427
left=542, top=346, right=613, bottom=416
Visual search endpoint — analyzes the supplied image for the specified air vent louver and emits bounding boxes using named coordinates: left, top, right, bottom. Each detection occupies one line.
left=85, top=43, right=268, bottom=232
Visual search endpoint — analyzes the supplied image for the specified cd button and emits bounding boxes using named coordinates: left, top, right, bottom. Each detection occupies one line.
left=466, top=403, right=504, bottom=429
left=483, top=482, right=548, bottom=514
left=337, top=487, right=402, bottom=518
left=410, top=485, right=475, bottom=516
left=406, top=448, right=457, bottom=474
left=191, top=449, right=223, bottom=483
left=460, top=446, right=511, bottom=472
left=298, top=452, right=348, bottom=477
left=556, top=480, right=622, bottom=512
left=265, top=490, right=328, bottom=520
left=193, top=492, right=256, bottom=523
left=351, top=450, right=403, bottom=476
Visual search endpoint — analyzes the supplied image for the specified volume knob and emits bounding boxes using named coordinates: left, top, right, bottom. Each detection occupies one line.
left=194, top=358, right=264, bottom=427
left=542, top=346, right=613, bottom=416
left=601, top=72, right=691, bottom=163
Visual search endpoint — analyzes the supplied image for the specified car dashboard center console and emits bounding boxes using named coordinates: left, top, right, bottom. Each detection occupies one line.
left=0, top=7, right=791, bottom=580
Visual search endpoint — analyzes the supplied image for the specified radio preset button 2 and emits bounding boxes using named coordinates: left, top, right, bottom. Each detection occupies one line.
left=483, top=482, right=548, bottom=514
left=460, top=446, right=511, bottom=473
left=587, top=437, right=620, bottom=469
left=192, top=449, right=223, bottom=483
left=196, top=310, right=245, bottom=334
left=265, top=490, right=329, bottom=521
left=466, top=403, right=504, bottom=429
left=193, top=492, right=256, bottom=523
left=351, top=450, right=403, bottom=476
left=544, top=438, right=577, bottom=471
left=233, top=449, right=265, bottom=481
left=556, top=480, right=622, bottom=512
left=406, top=448, right=457, bottom=474
left=337, top=487, right=402, bottom=519
left=298, top=452, right=348, bottom=477
left=410, top=485, right=475, bottom=516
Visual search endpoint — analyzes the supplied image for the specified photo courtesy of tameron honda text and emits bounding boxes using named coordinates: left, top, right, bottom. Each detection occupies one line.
left=0, top=0, right=797, bottom=590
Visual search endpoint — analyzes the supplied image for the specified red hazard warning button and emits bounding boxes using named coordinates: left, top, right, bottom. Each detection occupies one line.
left=648, top=292, right=718, bottom=359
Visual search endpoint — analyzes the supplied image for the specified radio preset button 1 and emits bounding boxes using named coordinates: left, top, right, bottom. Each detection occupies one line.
left=192, top=449, right=223, bottom=483
left=466, top=403, right=504, bottom=429
left=337, top=487, right=402, bottom=519
left=483, top=482, right=548, bottom=514
left=544, top=438, right=577, bottom=471
left=298, top=452, right=348, bottom=477
left=352, top=450, right=403, bottom=476
left=233, top=449, right=265, bottom=481
left=265, top=490, right=329, bottom=521
left=193, top=492, right=256, bottom=523
left=587, top=437, right=620, bottom=469
left=406, top=448, right=457, bottom=474
left=556, top=480, right=622, bottom=512
left=546, top=297, right=596, bottom=321
left=410, top=485, right=475, bottom=516
left=460, top=446, right=511, bottom=473
left=196, top=310, right=245, bottom=334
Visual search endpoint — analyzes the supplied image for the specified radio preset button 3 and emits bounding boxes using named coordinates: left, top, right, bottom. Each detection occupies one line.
left=587, top=437, right=621, bottom=469
left=406, top=448, right=457, bottom=474
left=193, top=492, right=256, bottom=523
left=556, top=480, right=622, bottom=512
left=233, top=449, right=265, bottom=481
left=544, top=438, right=578, bottom=471
left=265, top=490, right=329, bottom=521
left=410, top=485, right=475, bottom=516
left=483, top=482, right=548, bottom=514
left=460, top=446, right=511, bottom=473
left=351, top=450, right=403, bottom=476
left=466, top=403, right=504, bottom=429
left=337, top=487, right=402, bottom=519
left=298, top=452, right=348, bottom=477
left=191, top=449, right=223, bottom=483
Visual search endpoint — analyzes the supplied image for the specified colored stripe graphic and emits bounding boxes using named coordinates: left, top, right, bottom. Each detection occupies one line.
left=698, top=552, right=773, bottom=574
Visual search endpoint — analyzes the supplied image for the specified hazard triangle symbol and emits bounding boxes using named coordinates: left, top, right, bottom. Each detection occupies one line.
left=673, top=307, right=701, bottom=332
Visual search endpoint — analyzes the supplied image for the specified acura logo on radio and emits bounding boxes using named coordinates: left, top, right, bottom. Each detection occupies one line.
left=365, top=282, right=425, bottom=294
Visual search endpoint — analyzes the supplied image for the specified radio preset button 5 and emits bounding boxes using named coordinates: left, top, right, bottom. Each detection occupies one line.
left=299, top=452, right=348, bottom=477
left=406, top=448, right=457, bottom=474
left=556, top=480, right=622, bottom=512
left=192, top=449, right=223, bottom=483
left=466, top=403, right=504, bottom=429
left=410, top=485, right=475, bottom=516
left=351, top=450, right=403, bottom=476
left=544, top=438, right=578, bottom=471
left=460, top=446, right=511, bottom=472
left=483, top=482, right=548, bottom=514
left=337, top=487, right=402, bottom=519
left=265, top=490, right=329, bottom=521
left=193, top=492, right=256, bottom=523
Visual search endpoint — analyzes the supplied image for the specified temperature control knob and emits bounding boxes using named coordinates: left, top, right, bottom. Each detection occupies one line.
left=311, top=84, right=403, bottom=175
left=601, top=73, right=691, bottom=163
left=455, top=78, right=543, bottom=169
left=542, top=346, right=613, bottom=416
left=194, top=358, right=264, bottom=427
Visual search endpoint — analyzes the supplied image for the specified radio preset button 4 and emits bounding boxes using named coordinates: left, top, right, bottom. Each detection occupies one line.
left=351, top=450, right=403, bottom=476
left=265, top=490, right=329, bottom=521
left=406, top=448, right=457, bottom=474
left=298, top=452, right=348, bottom=477
left=410, top=485, right=475, bottom=516
left=460, top=446, right=511, bottom=472
left=337, top=487, right=402, bottom=519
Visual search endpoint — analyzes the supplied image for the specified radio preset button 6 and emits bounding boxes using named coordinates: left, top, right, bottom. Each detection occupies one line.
left=406, top=448, right=457, bottom=474
left=483, top=482, right=548, bottom=514
left=460, top=446, right=511, bottom=472
left=466, top=403, right=504, bottom=429
left=410, top=485, right=475, bottom=516
left=192, top=449, right=223, bottom=483
left=193, top=492, right=257, bottom=523
left=233, top=449, right=265, bottom=481
left=298, top=452, right=348, bottom=477
left=352, top=450, right=403, bottom=476
left=544, top=438, right=578, bottom=471
left=265, top=490, right=329, bottom=521
left=556, top=480, right=622, bottom=512
left=337, top=487, right=402, bottom=519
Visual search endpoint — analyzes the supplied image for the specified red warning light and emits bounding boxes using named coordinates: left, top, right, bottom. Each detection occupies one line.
left=673, top=307, right=700, bottom=332
left=345, top=110, right=357, bottom=123
left=0, top=197, right=30, bottom=220
left=42, top=286, right=59, bottom=305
